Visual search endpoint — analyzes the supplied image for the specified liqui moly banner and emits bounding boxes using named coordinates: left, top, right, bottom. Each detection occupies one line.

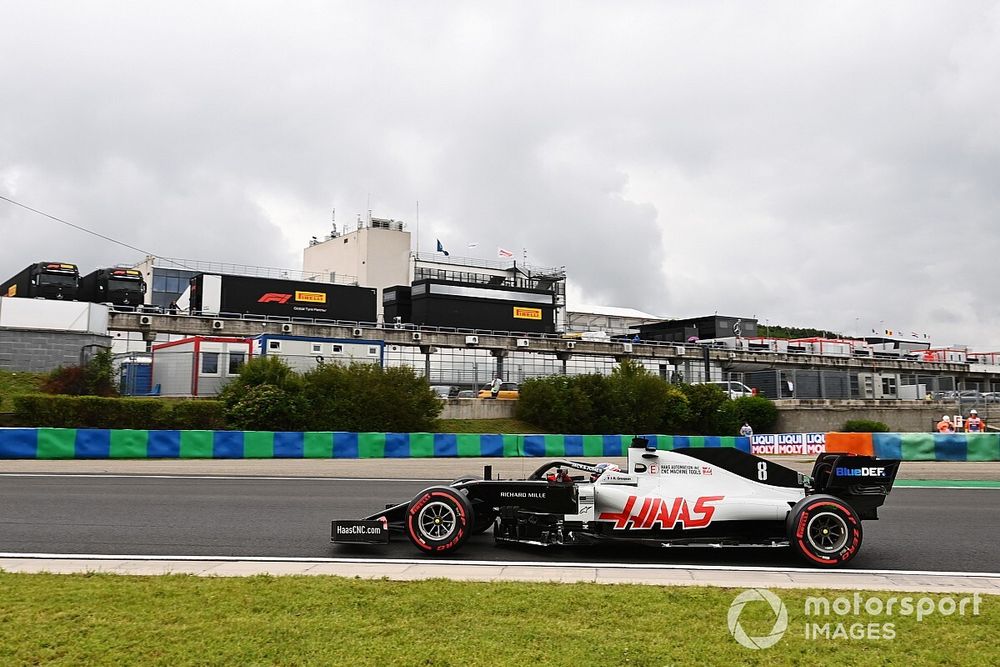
left=751, top=433, right=826, bottom=455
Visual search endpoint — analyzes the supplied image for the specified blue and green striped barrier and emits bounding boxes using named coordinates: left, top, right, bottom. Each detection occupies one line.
left=0, top=429, right=750, bottom=459
left=872, top=432, right=1000, bottom=462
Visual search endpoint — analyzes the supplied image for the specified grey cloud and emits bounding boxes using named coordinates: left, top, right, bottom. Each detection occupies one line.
left=2, top=2, right=1000, bottom=347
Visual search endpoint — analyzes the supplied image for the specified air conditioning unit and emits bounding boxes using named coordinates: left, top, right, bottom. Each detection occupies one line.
left=516, top=338, right=530, bottom=348
left=281, top=323, right=293, bottom=333
left=565, top=341, right=576, bottom=350
left=465, top=335, right=479, bottom=346
left=674, top=346, right=685, bottom=356
left=622, top=342, right=633, bottom=353
left=412, top=332, right=422, bottom=342
left=212, top=320, right=224, bottom=330
left=139, top=315, right=153, bottom=326
left=728, top=352, right=737, bottom=360
left=352, top=327, right=363, bottom=338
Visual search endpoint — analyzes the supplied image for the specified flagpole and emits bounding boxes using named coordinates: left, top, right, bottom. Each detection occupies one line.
left=415, top=200, right=420, bottom=255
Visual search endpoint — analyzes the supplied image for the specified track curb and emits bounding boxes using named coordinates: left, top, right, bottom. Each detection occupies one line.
left=2, top=554, right=998, bottom=594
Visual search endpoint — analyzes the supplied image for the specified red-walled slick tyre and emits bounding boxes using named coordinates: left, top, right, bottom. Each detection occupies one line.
left=786, top=495, right=863, bottom=567
left=405, top=486, right=474, bottom=555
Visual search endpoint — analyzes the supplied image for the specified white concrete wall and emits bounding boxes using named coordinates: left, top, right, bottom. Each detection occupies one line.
left=303, top=226, right=411, bottom=319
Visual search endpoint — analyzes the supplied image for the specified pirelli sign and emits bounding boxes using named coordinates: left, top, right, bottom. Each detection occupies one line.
left=295, top=290, right=327, bottom=304
left=513, top=306, right=542, bottom=320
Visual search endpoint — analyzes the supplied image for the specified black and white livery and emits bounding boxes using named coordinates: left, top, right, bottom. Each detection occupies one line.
left=331, top=438, right=900, bottom=567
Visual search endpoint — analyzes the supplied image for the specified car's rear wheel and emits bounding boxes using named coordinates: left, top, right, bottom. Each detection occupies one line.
left=786, top=495, right=863, bottom=567
left=405, top=486, right=474, bottom=554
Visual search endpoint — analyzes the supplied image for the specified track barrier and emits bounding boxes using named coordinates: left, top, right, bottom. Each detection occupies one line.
left=0, top=429, right=750, bottom=460
left=2, top=429, right=997, bottom=460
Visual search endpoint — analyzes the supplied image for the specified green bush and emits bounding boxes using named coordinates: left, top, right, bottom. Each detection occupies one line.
left=678, top=383, right=730, bottom=435
left=163, top=400, right=228, bottom=430
left=300, top=362, right=442, bottom=432
left=225, top=384, right=306, bottom=431
left=11, top=395, right=227, bottom=429
left=516, top=363, right=693, bottom=435
left=219, top=357, right=308, bottom=430
left=13, top=394, right=168, bottom=428
left=517, top=375, right=597, bottom=433
left=219, top=356, right=302, bottom=402
left=605, top=360, right=690, bottom=434
left=842, top=419, right=890, bottom=433
left=720, top=396, right=780, bottom=434
left=220, top=360, right=442, bottom=432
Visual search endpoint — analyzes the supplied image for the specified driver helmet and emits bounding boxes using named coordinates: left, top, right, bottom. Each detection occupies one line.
left=942, top=415, right=951, bottom=421
left=970, top=409, right=978, bottom=415
left=591, top=462, right=621, bottom=481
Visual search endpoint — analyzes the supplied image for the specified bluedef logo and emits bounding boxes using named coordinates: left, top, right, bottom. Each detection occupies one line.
left=835, top=467, right=886, bottom=477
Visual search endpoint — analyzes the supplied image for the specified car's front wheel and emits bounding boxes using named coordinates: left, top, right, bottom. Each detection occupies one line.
left=449, top=476, right=495, bottom=534
left=405, top=486, right=474, bottom=555
left=786, top=495, right=863, bottom=567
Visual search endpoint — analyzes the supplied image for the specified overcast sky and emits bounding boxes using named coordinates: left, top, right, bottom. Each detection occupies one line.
left=2, top=2, right=999, bottom=347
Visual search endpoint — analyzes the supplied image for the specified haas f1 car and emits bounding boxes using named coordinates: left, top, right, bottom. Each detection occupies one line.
left=332, top=439, right=900, bottom=567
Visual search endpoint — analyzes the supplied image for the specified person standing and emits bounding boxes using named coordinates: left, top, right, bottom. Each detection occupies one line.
left=489, top=375, right=503, bottom=399
left=965, top=409, right=984, bottom=433
left=739, top=422, right=753, bottom=437
left=936, top=415, right=955, bottom=433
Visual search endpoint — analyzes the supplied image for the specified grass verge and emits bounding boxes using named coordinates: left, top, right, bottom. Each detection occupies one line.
left=435, top=418, right=540, bottom=433
left=0, top=369, right=45, bottom=411
left=0, top=574, right=994, bottom=665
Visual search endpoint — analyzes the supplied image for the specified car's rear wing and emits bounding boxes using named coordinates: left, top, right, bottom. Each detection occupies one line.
left=810, top=453, right=901, bottom=520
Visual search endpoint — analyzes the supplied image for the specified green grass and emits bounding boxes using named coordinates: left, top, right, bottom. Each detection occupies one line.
left=0, top=574, right=994, bottom=665
left=435, top=418, right=540, bottom=433
left=0, top=369, right=45, bottom=411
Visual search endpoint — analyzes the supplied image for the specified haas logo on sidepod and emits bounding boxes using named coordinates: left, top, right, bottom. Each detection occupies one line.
left=599, top=495, right=724, bottom=530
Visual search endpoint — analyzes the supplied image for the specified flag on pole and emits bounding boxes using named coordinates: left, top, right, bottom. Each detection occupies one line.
left=436, top=239, right=449, bottom=256
left=497, top=247, right=513, bottom=258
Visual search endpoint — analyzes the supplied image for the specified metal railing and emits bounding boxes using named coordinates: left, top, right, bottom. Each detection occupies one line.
left=148, top=257, right=359, bottom=286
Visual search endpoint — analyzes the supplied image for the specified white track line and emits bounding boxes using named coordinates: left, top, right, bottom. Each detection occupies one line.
left=0, top=552, right=996, bottom=578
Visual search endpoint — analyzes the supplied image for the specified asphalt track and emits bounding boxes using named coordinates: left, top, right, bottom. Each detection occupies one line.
left=0, top=475, right=997, bottom=573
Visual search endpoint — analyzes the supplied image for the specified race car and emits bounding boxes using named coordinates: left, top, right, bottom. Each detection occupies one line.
left=331, top=438, right=900, bottom=567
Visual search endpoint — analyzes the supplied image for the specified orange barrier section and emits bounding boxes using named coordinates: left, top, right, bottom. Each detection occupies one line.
left=823, top=432, right=874, bottom=456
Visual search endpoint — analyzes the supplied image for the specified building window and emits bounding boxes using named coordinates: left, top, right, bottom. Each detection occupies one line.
left=881, top=377, right=897, bottom=396
left=311, top=343, right=323, bottom=354
left=332, top=344, right=343, bottom=354
left=201, top=352, right=220, bottom=375
left=368, top=345, right=379, bottom=357
left=228, top=352, right=245, bottom=375
left=268, top=340, right=281, bottom=351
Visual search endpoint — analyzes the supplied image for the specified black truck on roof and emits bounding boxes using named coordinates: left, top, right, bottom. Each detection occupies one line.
left=186, top=273, right=377, bottom=321
left=0, top=262, right=80, bottom=300
left=78, top=267, right=147, bottom=306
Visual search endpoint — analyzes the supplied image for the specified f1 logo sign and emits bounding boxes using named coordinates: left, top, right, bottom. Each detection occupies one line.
left=258, top=293, right=292, bottom=304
